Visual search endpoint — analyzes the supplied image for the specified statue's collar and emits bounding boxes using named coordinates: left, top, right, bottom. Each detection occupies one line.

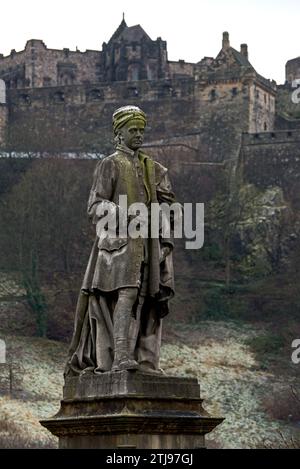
left=116, top=143, right=136, bottom=158
left=115, top=144, right=149, bottom=166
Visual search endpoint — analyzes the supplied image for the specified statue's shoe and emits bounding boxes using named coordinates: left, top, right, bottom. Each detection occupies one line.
left=138, top=363, right=165, bottom=375
left=111, top=358, right=139, bottom=372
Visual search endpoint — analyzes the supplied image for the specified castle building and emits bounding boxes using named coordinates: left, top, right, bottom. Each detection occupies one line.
left=0, top=17, right=169, bottom=88
left=0, top=18, right=291, bottom=155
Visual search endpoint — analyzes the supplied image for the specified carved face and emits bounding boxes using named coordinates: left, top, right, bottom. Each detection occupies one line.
left=118, top=118, right=145, bottom=150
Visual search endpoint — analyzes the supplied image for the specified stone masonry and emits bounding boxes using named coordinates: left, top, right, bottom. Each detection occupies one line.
left=0, top=19, right=277, bottom=158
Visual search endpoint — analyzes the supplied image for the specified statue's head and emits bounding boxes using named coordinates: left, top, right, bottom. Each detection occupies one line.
left=112, top=105, right=147, bottom=150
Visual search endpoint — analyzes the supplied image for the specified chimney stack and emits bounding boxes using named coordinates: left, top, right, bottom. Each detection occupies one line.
left=240, top=43, right=248, bottom=59
left=222, top=32, right=230, bottom=50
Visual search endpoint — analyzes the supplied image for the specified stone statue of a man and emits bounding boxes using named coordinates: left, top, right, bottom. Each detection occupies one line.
left=65, top=105, right=176, bottom=376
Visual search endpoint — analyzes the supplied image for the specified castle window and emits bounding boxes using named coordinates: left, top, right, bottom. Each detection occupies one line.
left=57, top=63, right=77, bottom=86
left=147, top=67, right=153, bottom=80
left=147, top=64, right=157, bottom=80
left=210, top=89, right=216, bottom=100
left=125, top=87, right=139, bottom=98
left=255, top=89, right=259, bottom=99
left=58, top=73, right=75, bottom=86
left=158, top=84, right=174, bottom=98
left=264, top=93, right=267, bottom=103
left=128, top=64, right=139, bottom=81
left=231, top=87, right=238, bottom=97
left=19, top=93, right=31, bottom=105
left=43, top=77, right=52, bottom=87
left=86, top=89, right=104, bottom=102
left=264, top=122, right=267, bottom=131
left=52, top=91, right=65, bottom=103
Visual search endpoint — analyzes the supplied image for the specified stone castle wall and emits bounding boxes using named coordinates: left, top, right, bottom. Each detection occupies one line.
left=0, top=26, right=278, bottom=162
left=241, top=129, right=300, bottom=207
left=168, top=60, right=194, bottom=78
left=249, top=82, right=275, bottom=132
left=0, top=105, right=7, bottom=146
left=4, top=77, right=252, bottom=164
left=0, top=40, right=101, bottom=88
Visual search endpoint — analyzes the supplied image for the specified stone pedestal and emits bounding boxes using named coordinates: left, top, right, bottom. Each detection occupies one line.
left=40, top=371, right=223, bottom=449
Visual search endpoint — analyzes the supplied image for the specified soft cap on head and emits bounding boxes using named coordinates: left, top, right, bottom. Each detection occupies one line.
left=112, top=105, right=147, bottom=135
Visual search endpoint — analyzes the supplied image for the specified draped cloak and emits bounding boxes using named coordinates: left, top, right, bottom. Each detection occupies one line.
left=65, top=145, right=176, bottom=376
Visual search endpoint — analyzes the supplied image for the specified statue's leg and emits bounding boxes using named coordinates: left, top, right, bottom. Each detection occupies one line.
left=128, top=263, right=148, bottom=361
left=111, top=287, right=139, bottom=372
left=136, top=306, right=163, bottom=373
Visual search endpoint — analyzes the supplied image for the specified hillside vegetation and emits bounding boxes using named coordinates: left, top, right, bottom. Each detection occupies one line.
left=0, top=320, right=299, bottom=449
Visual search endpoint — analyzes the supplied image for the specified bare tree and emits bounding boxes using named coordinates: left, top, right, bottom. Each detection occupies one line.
left=0, top=158, right=95, bottom=338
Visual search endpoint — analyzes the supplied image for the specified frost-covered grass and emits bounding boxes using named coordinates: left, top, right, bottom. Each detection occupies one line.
left=0, top=320, right=299, bottom=448
left=0, top=335, right=66, bottom=448
left=161, top=320, right=300, bottom=448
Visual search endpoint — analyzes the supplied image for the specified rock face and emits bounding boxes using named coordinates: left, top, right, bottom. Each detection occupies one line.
left=207, top=178, right=300, bottom=279
left=232, top=184, right=296, bottom=275
left=276, top=86, right=300, bottom=121
left=0, top=364, right=10, bottom=395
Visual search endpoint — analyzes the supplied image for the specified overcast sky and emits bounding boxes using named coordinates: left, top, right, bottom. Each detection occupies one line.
left=0, top=0, right=299, bottom=84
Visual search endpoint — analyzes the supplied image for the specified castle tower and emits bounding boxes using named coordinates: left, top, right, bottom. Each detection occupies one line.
left=222, top=31, right=230, bottom=50
left=0, top=79, right=7, bottom=147
left=286, top=56, right=300, bottom=84
left=102, top=19, right=168, bottom=82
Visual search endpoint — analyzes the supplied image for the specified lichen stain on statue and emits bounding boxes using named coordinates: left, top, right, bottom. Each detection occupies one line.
left=64, top=105, right=176, bottom=377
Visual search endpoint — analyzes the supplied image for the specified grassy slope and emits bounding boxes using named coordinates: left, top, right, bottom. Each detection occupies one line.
left=0, top=320, right=299, bottom=449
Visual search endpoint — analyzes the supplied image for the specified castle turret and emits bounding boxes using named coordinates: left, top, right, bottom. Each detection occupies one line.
left=286, top=56, right=300, bottom=84
left=240, top=43, right=248, bottom=59
left=222, top=31, right=230, bottom=50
